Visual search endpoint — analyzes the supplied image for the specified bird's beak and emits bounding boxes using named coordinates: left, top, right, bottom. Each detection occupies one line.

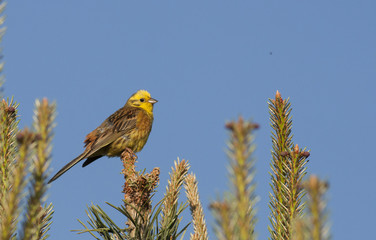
left=148, top=98, right=158, bottom=104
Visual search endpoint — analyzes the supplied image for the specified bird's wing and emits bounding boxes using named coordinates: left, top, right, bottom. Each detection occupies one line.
left=84, top=106, right=139, bottom=156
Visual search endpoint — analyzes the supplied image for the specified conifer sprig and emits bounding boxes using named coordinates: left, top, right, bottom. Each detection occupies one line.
left=0, top=98, right=19, bottom=196
left=210, top=117, right=258, bottom=240
left=184, top=173, right=208, bottom=240
left=210, top=201, right=232, bottom=240
left=0, top=98, right=20, bottom=239
left=121, top=149, right=160, bottom=237
left=38, top=203, right=55, bottom=240
left=77, top=156, right=191, bottom=240
left=284, top=145, right=310, bottom=220
left=296, top=175, right=330, bottom=240
left=1, top=128, right=35, bottom=239
left=268, top=91, right=310, bottom=240
left=159, top=159, right=190, bottom=238
left=22, top=98, right=55, bottom=240
left=305, top=176, right=330, bottom=240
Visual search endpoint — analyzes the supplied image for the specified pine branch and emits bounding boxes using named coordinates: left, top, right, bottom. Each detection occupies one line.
left=1, top=128, right=35, bottom=239
left=268, top=91, right=309, bottom=240
left=184, top=173, right=208, bottom=240
left=0, top=98, right=19, bottom=200
left=38, top=203, right=55, bottom=240
left=76, top=150, right=161, bottom=240
left=121, top=150, right=160, bottom=238
left=209, top=201, right=233, bottom=240
left=210, top=117, right=259, bottom=240
left=76, top=157, right=190, bottom=240
left=159, top=158, right=190, bottom=239
left=284, top=145, right=310, bottom=221
left=76, top=203, right=126, bottom=240
left=292, top=175, right=331, bottom=240
left=0, top=98, right=20, bottom=238
left=22, top=98, right=55, bottom=240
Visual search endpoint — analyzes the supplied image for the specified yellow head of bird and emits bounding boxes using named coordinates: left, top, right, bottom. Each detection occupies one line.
left=127, top=90, right=157, bottom=114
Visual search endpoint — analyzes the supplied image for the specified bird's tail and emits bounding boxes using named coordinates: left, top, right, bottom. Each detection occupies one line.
left=48, top=153, right=86, bottom=183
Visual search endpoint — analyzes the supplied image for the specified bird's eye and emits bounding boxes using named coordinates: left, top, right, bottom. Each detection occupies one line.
left=140, top=98, right=145, bottom=102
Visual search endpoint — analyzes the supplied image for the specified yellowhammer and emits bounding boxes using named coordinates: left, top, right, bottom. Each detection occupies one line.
left=48, top=90, right=157, bottom=183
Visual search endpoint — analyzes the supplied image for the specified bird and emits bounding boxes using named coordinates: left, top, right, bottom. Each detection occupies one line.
left=48, top=89, right=157, bottom=183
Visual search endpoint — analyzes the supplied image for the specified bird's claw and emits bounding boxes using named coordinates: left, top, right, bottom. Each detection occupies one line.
left=122, top=148, right=138, bottom=161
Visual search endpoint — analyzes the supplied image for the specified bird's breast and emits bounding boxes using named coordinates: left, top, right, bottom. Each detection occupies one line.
left=107, top=111, right=153, bottom=156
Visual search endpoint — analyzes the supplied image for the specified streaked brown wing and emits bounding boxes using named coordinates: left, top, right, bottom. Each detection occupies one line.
left=84, top=106, right=139, bottom=156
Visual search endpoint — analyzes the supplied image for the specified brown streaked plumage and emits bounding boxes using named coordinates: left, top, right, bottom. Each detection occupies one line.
left=48, top=90, right=157, bottom=183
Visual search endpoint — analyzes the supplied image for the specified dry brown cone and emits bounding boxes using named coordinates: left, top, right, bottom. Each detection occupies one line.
left=121, top=149, right=160, bottom=236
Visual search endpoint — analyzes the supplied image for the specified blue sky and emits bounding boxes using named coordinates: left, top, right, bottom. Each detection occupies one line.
left=3, top=1, right=376, bottom=239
